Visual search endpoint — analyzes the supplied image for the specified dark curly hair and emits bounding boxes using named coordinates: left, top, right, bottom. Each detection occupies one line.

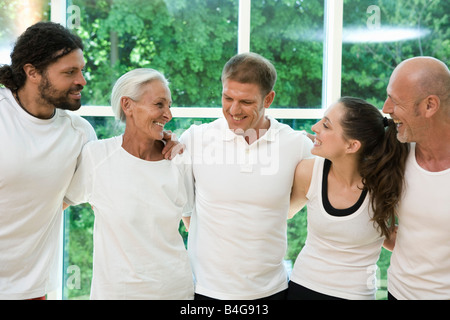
left=338, top=96, right=410, bottom=239
left=0, top=21, right=84, bottom=91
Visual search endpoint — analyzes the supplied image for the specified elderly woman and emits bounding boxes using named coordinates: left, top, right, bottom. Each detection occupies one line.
left=64, top=68, right=194, bottom=299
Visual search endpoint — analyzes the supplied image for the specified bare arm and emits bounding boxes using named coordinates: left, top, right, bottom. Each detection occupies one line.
left=382, top=225, right=398, bottom=251
left=289, top=158, right=315, bottom=219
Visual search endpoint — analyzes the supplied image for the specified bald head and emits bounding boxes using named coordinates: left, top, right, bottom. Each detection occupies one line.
left=391, top=57, right=449, bottom=108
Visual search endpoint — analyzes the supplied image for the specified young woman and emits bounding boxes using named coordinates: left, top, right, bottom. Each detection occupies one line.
left=64, top=69, right=194, bottom=299
left=287, top=96, right=409, bottom=300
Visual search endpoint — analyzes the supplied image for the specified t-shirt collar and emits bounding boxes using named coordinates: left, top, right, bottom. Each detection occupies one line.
left=221, top=116, right=277, bottom=142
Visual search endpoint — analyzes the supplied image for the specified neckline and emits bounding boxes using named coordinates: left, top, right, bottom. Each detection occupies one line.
left=117, top=135, right=168, bottom=164
left=6, top=89, right=57, bottom=124
left=14, top=90, right=56, bottom=120
left=321, top=159, right=367, bottom=217
left=410, top=143, right=450, bottom=175
left=222, top=116, right=277, bottom=143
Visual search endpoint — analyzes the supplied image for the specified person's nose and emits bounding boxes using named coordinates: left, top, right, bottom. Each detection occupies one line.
left=164, top=106, right=172, bottom=122
left=229, top=101, right=242, bottom=115
left=75, top=70, right=87, bottom=87
left=311, top=121, right=320, bottom=134
left=382, top=97, right=393, bottom=114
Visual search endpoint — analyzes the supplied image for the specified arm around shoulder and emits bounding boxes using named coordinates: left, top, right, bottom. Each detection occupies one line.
left=64, top=140, right=96, bottom=206
left=289, top=158, right=315, bottom=219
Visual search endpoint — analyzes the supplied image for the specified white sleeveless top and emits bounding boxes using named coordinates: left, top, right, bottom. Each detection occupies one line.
left=388, top=143, right=450, bottom=299
left=289, top=157, right=384, bottom=300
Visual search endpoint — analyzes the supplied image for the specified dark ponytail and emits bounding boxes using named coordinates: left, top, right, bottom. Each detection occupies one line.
left=0, top=65, right=19, bottom=91
left=339, top=96, right=410, bottom=239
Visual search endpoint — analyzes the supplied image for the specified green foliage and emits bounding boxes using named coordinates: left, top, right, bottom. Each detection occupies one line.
left=64, top=204, right=94, bottom=299
left=341, top=0, right=449, bottom=108
left=74, top=0, right=237, bottom=108
left=251, top=0, right=324, bottom=107
left=286, top=208, right=308, bottom=262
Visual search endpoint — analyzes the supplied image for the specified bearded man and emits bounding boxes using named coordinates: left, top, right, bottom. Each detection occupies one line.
left=0, top=22, right=96, bottom=300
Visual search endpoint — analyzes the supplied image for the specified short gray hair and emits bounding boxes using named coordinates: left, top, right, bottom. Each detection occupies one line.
left=111, top=68, right=169, bottom=122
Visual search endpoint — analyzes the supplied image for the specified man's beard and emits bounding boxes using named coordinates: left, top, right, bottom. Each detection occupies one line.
left=38, top=74, right=83, bottom=111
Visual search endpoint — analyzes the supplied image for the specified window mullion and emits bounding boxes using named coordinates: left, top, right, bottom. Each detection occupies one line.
left=50, top=0, right=67, bottom=25
left=322, top=0, right=343, bottom=110
left=238, top=0, right=251, bottom=53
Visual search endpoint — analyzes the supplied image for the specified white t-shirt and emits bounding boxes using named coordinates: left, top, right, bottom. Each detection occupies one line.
left=0, top=88, right=96, bottom=300
left=388, top=143, right=450, bottom=300
left=180, top=116, right=313, bottom=299
left=289, top=157, right=385, bottom=300
left=64, top=136, right=194, bottom=299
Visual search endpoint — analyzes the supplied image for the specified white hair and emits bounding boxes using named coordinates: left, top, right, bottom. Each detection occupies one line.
left=111, top=68, right=169, bottom=122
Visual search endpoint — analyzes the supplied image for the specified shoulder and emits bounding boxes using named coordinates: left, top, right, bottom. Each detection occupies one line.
left=269, top=118, right=314, bottom=158
left=58, top=110, right=97, bottom=142
left=182, top=118, right=222, bottom=134
left=270, top=117, right=312, bottom=141
left=0, top=87, right=11, bottom=102
left=180, top=118, right=223, bottom=145
left=0, top=88, right=15, bottom=113
left=81, top=136, right=122, bottom=162
left=295, top=157, right=316, bottom=181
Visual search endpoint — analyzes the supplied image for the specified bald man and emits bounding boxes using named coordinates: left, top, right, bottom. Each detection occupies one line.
left=382, top=57, right=450, bottom=300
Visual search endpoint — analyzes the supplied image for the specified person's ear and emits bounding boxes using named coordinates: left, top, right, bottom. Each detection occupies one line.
left=121, top=96, right=134, bottom=118
left=22, top=64, right=41, bottom=84
left=263, top=91, right=275, bottom=109
left=423, top=95, right=440, bottom=118
left=346, top=139, right=361, bottom=154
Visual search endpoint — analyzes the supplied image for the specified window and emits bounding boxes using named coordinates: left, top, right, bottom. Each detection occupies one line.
left=0, top=0, right=50, bottom=65
left=250, top=0, right=324, bottom=109
left=342, top=0, right=449, bottom=107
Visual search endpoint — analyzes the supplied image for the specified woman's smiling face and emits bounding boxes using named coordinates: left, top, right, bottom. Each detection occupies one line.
left=311, top=102, right=351, bottom=159
left=125, top=80, right=172, bottom=141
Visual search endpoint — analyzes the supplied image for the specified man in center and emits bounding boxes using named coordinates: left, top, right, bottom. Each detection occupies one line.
left=180, top=52, right=313, bottom=300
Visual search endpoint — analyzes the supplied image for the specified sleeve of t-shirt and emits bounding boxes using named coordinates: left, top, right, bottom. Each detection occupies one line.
left=64, top=141, right=95, bottom=206
left=179, top=125, right=193, bottom=153
left=179, top=126, right=195, bottom=217
left=181, top=150, right=194, bottom=218
left=86, top=123, right=97, bottom=144
left=300, top=133, right=314, bottom=159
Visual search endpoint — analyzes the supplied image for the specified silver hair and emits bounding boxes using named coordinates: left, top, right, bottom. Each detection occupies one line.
left=111, top=68, right=169, bottom=122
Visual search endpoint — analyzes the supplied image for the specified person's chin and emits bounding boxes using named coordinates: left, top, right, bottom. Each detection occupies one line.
left=311, top=147, right=323, bottom=157
left=56, top=101, right=82, bottom=111
left=226, top=118, right=248, bottom=132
